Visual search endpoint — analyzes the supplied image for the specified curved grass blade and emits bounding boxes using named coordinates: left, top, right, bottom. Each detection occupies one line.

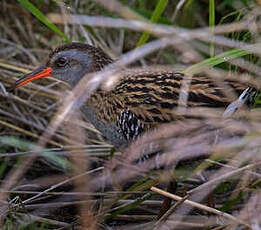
left=0, top=136, right=71, bottom=170
left=137, top=0, right=169, bottom=47
left=17, top=0, right=71, bottom=42
left=105, top=192, right=153, bottom=221
left=184, top=44, right=261, bottom=75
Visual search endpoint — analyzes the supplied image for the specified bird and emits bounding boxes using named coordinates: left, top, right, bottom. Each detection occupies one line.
left=10, top=42, right=257, bottom=149
left=9, top=42, right=257, bottom=218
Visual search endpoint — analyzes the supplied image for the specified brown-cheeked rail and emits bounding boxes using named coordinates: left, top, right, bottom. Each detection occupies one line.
left=10, top=42, right=257, bottom=219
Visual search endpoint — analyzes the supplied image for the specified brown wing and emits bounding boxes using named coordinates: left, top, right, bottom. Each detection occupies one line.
left=113, top=72, right=251, bottom=122
left=89, top=71, right=255, bottom=141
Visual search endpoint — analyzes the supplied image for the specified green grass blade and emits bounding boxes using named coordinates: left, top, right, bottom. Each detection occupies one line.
left=105, top=192, right=153, bottom=221
left=184, top=44, right=260, bottom=75
left=17, top=0, right=71, bottom=42
left=0, top=161, right=8, bottom=180
left=0, top=136, right=71, bottom=170
left=209, top=0, right=215, bottom=57
left=219, top=191, right=243, bottom=212
left=137, top=0, right=168, bottom=47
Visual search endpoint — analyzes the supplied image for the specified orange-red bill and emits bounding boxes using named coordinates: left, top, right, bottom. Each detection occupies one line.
left=9, top=66, right=52, bottom=91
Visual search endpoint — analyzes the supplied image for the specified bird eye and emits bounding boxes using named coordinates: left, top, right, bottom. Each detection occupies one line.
left=55, top=57, right=68, bottom=67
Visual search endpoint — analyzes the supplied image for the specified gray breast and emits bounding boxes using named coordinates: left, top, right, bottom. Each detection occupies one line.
left=81, top=104, right=128, bottom=150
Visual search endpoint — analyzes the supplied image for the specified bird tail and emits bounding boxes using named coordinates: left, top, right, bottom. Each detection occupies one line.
left=223, top=87, right=257, bottom=118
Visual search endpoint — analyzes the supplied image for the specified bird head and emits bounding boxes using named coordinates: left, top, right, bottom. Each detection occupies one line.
left=10, top=42, right=113, bottom=90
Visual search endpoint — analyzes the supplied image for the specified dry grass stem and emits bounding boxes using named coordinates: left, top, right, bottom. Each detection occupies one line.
left=151, top=186, right=249, bottom=227
left=0, top=1, right=260, bottom=228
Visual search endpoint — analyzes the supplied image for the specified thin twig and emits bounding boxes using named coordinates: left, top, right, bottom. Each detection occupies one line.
left=151, top=186, right=250, bottom=227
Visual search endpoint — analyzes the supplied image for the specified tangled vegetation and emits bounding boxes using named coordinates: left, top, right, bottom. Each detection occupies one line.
left=0, top=0, right=260, bottom=229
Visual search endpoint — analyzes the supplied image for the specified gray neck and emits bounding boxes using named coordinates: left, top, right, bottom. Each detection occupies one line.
left=81, top=103, right=128, bottom=150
